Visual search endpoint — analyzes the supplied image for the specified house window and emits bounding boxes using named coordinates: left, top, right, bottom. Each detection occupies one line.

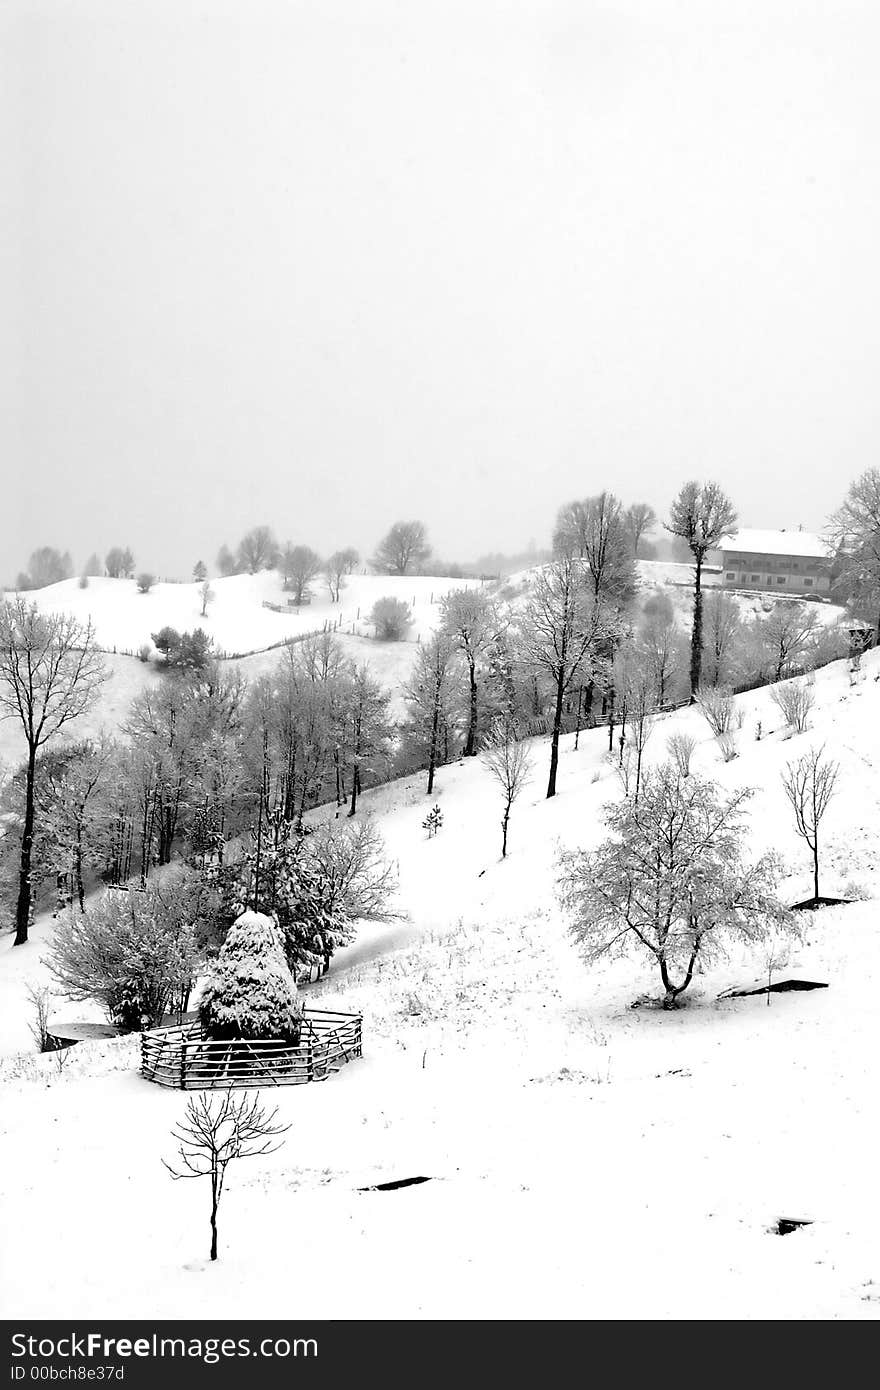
left=750, top=574, right=760, bottom=583
left=777, top=576, right=786, bottom=585
left=725, top=572, right=735, bottom=581
left=791, top=561, right=800, bottom=571
left=804, top=578, right=813, bottom=587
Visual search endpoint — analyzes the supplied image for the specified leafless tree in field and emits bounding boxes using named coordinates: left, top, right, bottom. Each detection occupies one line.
left=520, top=559, right=611, bottom=798
left=164, top=1091, right=290, bottom=1262
left=781, top=745, right=840, bottom=903
left=481, top=716, right=533, bottom=857
left=372, top=520, right=431, bottom=575
left=0, top=599, right=106, bottom=944
left=199, top=580, right=215, bottom=618
left=625, top=502, right=657, bottom=558
left=666, top=481, right=737, bottom=697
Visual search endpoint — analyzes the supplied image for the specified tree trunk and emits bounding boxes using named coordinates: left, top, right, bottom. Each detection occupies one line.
left=210, top=1200, right=218, bottom=1261
left=75, top=822, right=86, bottom=911
left=464, top=657, right=478, bottom=756
left=427, top=697, right=440, bottom=795
left=501, top=809, right=509, bottom=858
left=689, top=554, right=704, bottom=698
left=14, top=746, right=37, bottom=945
left=546, top=673, right=566, bottom=798
left=813, top=843, right=820, bottom=901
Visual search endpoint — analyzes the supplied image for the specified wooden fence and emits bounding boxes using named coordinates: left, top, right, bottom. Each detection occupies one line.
left=140, top=1007, right=362, bottom=1090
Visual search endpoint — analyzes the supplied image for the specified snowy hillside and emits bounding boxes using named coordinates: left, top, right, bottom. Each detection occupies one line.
left=0, top=572, right=483, bottom=768
left=2, top=648, right=880, bottom=1318
left=25, top=571, right=481, bottom=657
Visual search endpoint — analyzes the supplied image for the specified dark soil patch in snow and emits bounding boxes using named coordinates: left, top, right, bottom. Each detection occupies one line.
left=772, top=1218, right=813, bottom=1236
left=719, top=980, right=829, bottom=999
left=791, top=896, right=853, bottom=911
left=359, top=1176, right=434, bottom=1192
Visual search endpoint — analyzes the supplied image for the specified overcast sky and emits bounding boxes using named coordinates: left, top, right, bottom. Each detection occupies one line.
left=3, top=0, right=880, bottom=579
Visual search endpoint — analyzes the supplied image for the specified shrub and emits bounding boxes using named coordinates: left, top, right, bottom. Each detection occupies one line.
left=717, top=730, right=739, bottom=762
left=695, top=685, right=742, bottom=737
left=770, top=677, right=814, bottom=733
left=47, top=877, right=205, bottom=1031
left=666, top=732, right=697, bottom=778
left=136, top=572, right=156, bottom=594
left=198, top=911, right=302, bottom=1043
left=369, top=596, right=413, bottom=641
left=78, top=574, right=89, bottom=590
left=137, top=643, right=152, bottom=663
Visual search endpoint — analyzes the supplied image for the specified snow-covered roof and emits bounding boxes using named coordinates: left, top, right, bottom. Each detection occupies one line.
left=719, top=528, right=831, bottom=560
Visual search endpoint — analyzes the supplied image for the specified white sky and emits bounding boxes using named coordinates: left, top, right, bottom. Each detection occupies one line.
left=3, top=0, right=880, bottom=577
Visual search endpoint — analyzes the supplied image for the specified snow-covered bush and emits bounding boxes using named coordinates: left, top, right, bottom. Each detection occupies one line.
left=47, top=876, right=205, bottom=1031
left=198, top=910, right=302, bottom=1043
left=557, top=762, right=793, bottom=1008
left=369, top=596, right=413, bottom=641
left=770, top=676, right=814, bottom=734
left=136, top=572, right=156, bottom=594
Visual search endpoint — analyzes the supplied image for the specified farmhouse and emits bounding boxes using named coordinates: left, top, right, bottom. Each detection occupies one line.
left=719, top=528, right=832, bottom=596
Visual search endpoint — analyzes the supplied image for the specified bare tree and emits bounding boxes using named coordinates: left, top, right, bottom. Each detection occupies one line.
left=324, top=551, right=348, bottom=602
left=440, top=588, right=501, bottom=757
left=200, top=580, right=215, bottom=618
left=403, top=631, right=459, bottom=794
left=666, top=481, right=738, bottom=696
left=481, top=716, right=533, bottom=857
left=237, top=526, right=278, bottom=575
left=829, top=467, right=880, bottom=641
left=164, top=1091, right=290, bottom=1261
left=553, top=493, right=636, bottom=603
left=372, top=521, right=431, bottom=575
left=281, top=544, right=322, bottom=603
left=520, top=559, right=609, bottom=797
left=339, top=546, right=361, bottom=574
left=781, top=745, right=839, bottom=903
left=0, top=600, right=106, bottom=943
left=759, top=604, right=819, bottom=682
left=558, top=765, right=792, bottom=1007
left=701, top=591, right=743, bottom=687
left=621, top=662, right=656, bottom=802
left=626, top=502, right=658, bottom=557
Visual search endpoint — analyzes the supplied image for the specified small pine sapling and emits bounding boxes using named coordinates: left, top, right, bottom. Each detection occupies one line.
left=422, top=805, right=443, bottom=839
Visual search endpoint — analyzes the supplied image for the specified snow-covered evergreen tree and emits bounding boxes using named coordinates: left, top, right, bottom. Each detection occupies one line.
left=199, top=910, right=302, bottom=1042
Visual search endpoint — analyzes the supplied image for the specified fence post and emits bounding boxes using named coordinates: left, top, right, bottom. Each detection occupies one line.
left=307, top=1039, right=313, bottom=1082
left=179, top=1040, right=186, bottom=1090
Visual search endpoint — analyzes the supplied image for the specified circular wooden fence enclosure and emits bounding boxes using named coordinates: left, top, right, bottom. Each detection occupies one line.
left=140, top=1008, right=363, bottom=1089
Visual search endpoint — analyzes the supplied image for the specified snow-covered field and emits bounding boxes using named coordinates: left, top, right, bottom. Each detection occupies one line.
left=0, top=572, right=483, bottom=768
left=2, top=648, right=880, bottom=1319
left=24, top=572, right=481, bottom=659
